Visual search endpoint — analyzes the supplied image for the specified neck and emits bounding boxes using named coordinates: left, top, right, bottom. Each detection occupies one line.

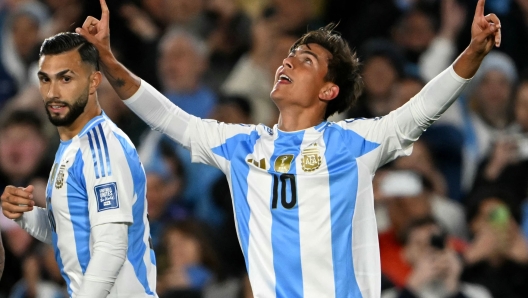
left=57, top=100, right=102, bottom=141
left=277, top=106, right=326, bottom=131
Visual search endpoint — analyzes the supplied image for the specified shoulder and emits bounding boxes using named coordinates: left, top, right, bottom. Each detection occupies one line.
left=78, top=118, right=138, bottom=164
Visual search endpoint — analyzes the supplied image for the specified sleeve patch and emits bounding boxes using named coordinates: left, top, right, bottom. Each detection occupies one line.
left=94, top=182, right=119, bottom=212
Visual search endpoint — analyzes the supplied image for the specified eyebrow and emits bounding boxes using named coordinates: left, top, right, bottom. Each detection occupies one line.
left=37, top=69, right=75, bottom=77
left=293, top=49, right=319, bottom=61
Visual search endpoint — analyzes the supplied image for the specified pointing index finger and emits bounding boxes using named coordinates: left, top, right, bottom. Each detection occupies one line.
left=475, top=0, right=486, bottom=18
left=100, top=0, right=109, bottom=20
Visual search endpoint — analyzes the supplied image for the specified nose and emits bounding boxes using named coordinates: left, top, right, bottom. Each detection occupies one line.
left=46, top=81, right=60, bottom=100
left=282, top=57, right=293, bottom=69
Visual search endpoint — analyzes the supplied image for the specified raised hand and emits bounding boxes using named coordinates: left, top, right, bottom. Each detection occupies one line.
left=470, top=0, right=501, bottom=55
left=75, top=0, right=111, bottom=55
left=1, top=185, right=35, bottom=219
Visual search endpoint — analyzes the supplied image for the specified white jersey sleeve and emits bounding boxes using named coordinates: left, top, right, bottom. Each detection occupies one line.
left=82, top=124, right=135, bottom=227
left=186, top=119, right=259, bottom=173
left=15, top=207, right=52, bottom=244
left=124, top=80, right=192, bottom=148
left=124, top=79, right=259, bottom=173
left=340, top=65, right=470, bottom=172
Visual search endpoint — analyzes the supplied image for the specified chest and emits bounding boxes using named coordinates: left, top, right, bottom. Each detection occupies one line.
left=46, top=148, right=85, bottom=224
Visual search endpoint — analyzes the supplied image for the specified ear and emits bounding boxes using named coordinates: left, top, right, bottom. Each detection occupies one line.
left=89, top=71, right=102, bottom=95
left=319, top=84, right=339, bottom=101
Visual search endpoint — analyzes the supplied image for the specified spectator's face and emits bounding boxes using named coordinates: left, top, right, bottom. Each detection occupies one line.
left=0, top=124, right=46, bottom=180
left=167, top=230, right=201, bottom=267
left=515, top=83, right=528, bottom=132
left=475, top=70, right=512, bottom=121
left=391, top=78, right=423, bottom=109
left=158, top=36, right=206, bottom=92
left=38, top=50, right=95, bottom=127
left=11, top=14, right=39, bottom=60
left=387, top=193, right=431, bottom=235
left=394, top=11, right=435, bottom=54
left=163, top=0, right=204, bottom=24
left=146, top=172, right=180, bottom=220
left=269, top=0, right=311, bottom=33
left=209, top=103, right=250, bottom=124
left=404, top=224, right=442, bottom=265
left=362, top=56, right=398, bottom=98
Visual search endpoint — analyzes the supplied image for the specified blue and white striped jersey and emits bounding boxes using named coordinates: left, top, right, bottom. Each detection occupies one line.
left=125, top=66, right=469, bottom=298
left=45, top=113, right=156, bottom=297
left=187, top=116, right=406, bottom=298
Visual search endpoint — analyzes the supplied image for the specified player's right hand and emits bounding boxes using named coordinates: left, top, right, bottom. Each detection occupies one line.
left=75, top=0, right=111, bottom=55
left=1, top=185, right=35, bottom=219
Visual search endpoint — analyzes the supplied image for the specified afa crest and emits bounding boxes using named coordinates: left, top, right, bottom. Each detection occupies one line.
left=55, top=165, right=66, bottom=189
left=301, top=143, right=321, bottom=172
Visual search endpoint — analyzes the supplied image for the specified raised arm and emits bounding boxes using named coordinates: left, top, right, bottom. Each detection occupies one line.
left=453, top=0, right=501, bottom=78
left=75, top=0, right=140, bottom=99
left=351, top=0, right=502, bottom=170
left=75, top=0, right=193, bottom=147
left=399, top=0, right=500, bottom=130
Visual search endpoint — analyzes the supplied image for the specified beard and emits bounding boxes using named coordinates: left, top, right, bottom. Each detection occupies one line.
left=45, top=88, right=89, bottom=127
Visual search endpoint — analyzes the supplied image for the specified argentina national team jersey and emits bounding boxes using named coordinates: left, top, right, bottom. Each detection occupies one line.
left=45, top=113, right=156, bottom=297
left=186, top=113, right=413, bottom=298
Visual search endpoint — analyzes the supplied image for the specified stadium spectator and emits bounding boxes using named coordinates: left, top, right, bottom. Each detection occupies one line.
left=462, top=187, right=528, bottom=298
left=201, top=0, right=252, bottom=92
left=9, top=243, right=68, bottom=298
left=391, top=141, right=469, bottom=239
left=376, top=169, right=468, bottom=287
left=348, top=38, right=405, bottom=119
left=157, top=219, right=219, bottom=298
left=145, top=142, right=190, bottom=249
left=381, top=216, right=491, bottom=298
left=443, top=51, right=518, bottom=196
left=221, top=18, right=294, bottom=125
left=0, top=109, right=51, bottom=296
left=469, top=77, right=528, bottom=207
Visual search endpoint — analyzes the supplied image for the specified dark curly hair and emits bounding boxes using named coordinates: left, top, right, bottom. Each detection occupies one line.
left=290, top=23, right=363, bottom=119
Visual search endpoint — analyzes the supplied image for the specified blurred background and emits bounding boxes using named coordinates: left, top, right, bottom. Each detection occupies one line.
left=2, top=0, right=528, bottom=297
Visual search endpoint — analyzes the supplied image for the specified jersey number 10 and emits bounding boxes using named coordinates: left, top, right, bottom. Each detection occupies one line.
left=271, top=174, right=297, bottom=209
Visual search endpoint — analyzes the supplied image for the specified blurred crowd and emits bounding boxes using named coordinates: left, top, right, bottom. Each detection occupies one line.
left=2, top=0, right=528, bottom=297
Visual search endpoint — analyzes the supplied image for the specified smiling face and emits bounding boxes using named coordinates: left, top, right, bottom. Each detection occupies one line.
left=271, top=43, right=337, bottom=110
left=38, top=50, right=94, bottom=127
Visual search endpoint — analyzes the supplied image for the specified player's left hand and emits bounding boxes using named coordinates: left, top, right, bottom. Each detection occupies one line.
left=469, top=0, right=501, bottom=56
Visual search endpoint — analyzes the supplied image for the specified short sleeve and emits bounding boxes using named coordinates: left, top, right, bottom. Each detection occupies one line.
left=337, top=111, right=415, bottom=172
left=187, top=117, right=261, bottom=173
left=82, top=125, right=135, bottom=227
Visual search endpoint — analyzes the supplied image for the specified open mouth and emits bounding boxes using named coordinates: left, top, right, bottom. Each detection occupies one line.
left=278, top=74, right=292, bottom=83
left=47, top=102, right=67, bottom=113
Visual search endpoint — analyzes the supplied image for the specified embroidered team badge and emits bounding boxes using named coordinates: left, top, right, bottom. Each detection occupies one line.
left=55, top=165, right=66, bottom=189
left=95, top=182, right=119, bottom=212
left=274, top=154, right=294, bottom=173
left=49, top=163, right=58, bottom=186
left=301, top=143, right=322, bottom=172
